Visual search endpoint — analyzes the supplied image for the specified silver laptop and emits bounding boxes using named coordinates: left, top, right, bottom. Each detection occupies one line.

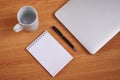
left=55, top=0, right=120, bottom=54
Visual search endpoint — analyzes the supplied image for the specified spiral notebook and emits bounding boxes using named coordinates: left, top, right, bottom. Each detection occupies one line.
left=26, top=31, right=73, bottom=77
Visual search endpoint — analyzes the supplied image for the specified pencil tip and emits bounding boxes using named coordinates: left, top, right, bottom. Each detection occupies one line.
left=73, top=47, right=77, bottom=52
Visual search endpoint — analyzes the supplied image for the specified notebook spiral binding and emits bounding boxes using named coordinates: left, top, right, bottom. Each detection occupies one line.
left=27, top=31, right=48, bottom=50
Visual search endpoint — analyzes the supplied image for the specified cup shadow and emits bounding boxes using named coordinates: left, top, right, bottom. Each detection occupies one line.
left=0, top=16, right=18, bottom=32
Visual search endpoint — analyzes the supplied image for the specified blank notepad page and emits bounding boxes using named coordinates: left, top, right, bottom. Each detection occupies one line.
left=26, top=31, right=73, bottom=77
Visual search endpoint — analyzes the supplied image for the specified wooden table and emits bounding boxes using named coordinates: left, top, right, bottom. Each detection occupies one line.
left=0, top=0, right=120, bottom=80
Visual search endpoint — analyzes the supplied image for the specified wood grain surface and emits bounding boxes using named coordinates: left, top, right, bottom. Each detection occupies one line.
left=0, top=0, right=120, bottom=80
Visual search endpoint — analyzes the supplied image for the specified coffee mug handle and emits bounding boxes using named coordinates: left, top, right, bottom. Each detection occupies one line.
left=13, top=24, right=23, bottom=32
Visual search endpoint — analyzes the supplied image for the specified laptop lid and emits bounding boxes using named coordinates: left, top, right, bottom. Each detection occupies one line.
left=55, top=0, right=120, bottom=54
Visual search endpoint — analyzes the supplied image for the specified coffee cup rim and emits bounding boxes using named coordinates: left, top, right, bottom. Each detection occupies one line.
left=17, top=6, right=38, bottom=26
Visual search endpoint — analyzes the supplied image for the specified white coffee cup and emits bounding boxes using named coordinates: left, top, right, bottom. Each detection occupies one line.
left=13, top=6, right=39, bottom=32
